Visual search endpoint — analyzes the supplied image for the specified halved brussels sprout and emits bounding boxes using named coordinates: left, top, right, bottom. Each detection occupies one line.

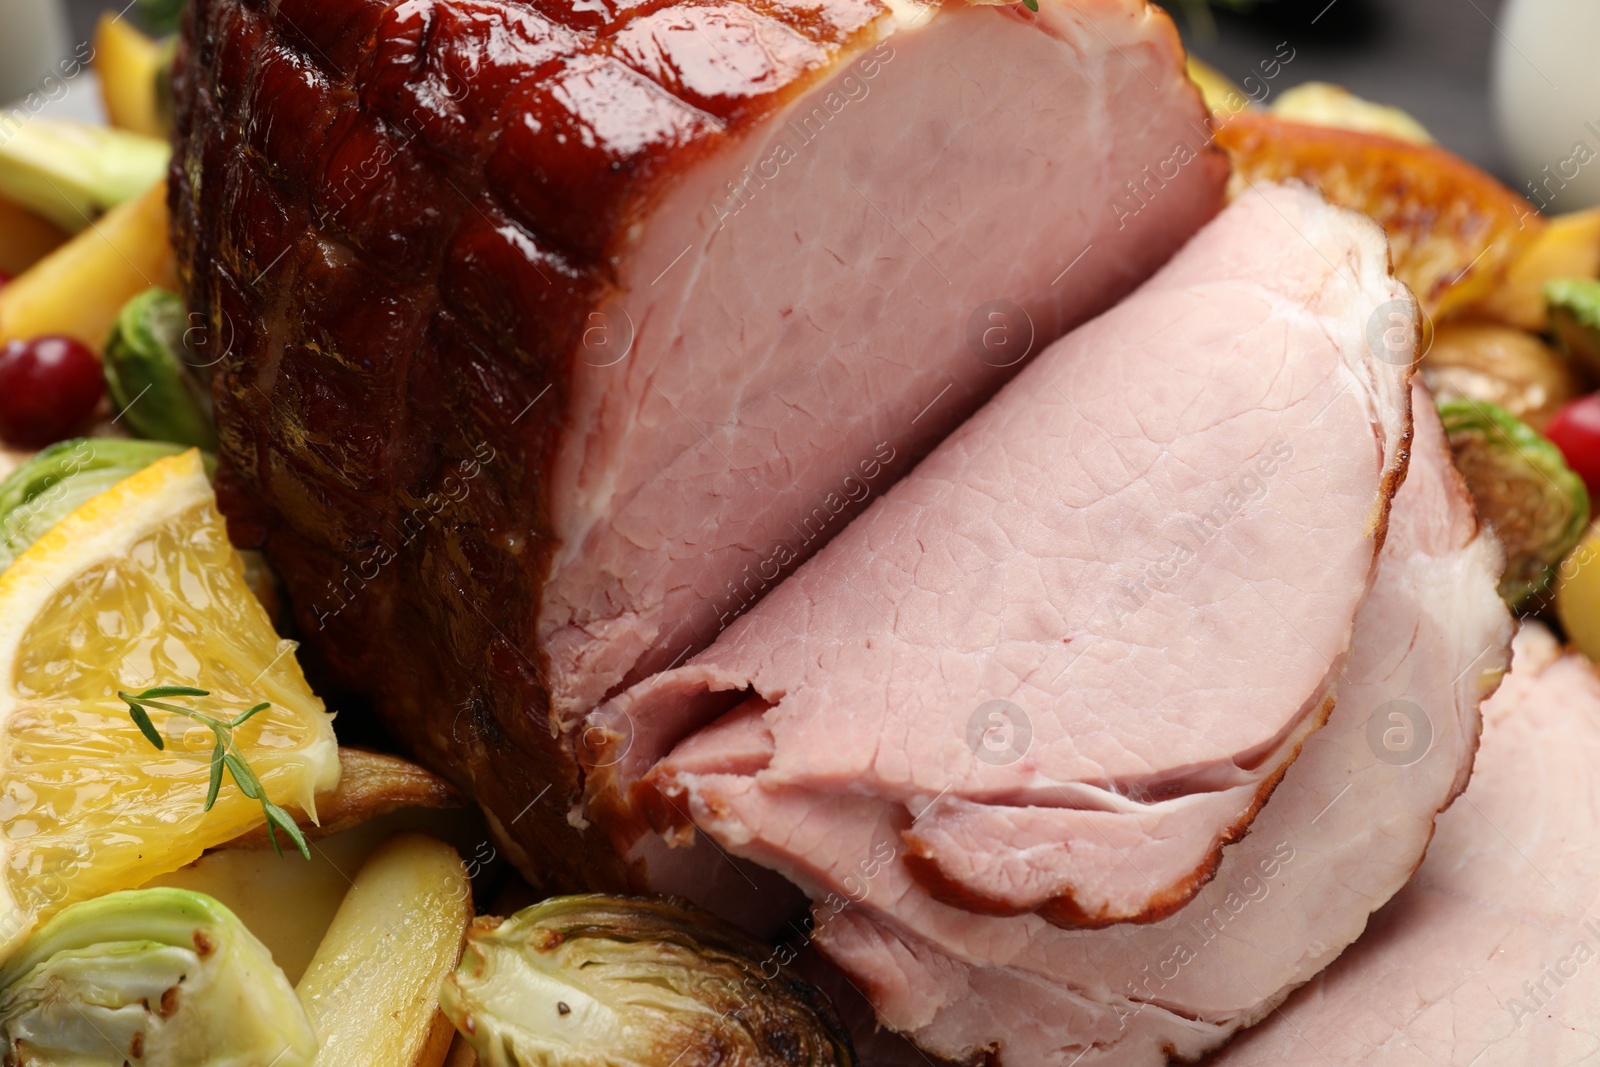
left=0, top=888, right=317, bottom=1066
left=1547, top=277, right=1600, bottom=378
left=441, top=896, right=855, bottom=1067
left=0, top=437, right=191, bottom=573
left=104, top=288, right=216, bottom=449
left=1439, top=397, right=1590, bottom=608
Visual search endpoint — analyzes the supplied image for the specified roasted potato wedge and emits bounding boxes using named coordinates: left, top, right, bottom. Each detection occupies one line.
left=1422, top=322, right=1586, bottom=432
left=1471, top=208, right=1600, bottom=330
left=147, top=750, right=480, bottom=984
left=94, top=15, right=168, bottom=138
left=1271, top=82, right=1433, bottom=145
left=1215, top=112, right=1541, bottom=320
left=0, top=181, right=178, bottom=351
left=0, top=197, right=69, bottom=278
left=296, top=833, right=472, bottom=1067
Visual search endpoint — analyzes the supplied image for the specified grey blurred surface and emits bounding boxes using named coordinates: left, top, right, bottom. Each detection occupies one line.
left=1165, top=0, right=1509, bottom=177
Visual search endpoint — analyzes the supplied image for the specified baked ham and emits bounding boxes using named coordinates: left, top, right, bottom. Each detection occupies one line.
left=170, top=0, right=1225, bottom=891
left=620, top=183, right=1415, bottom=925
left=1217, top=624, right=1582, bottom=1067
left=804, top=380, right=1510, bottom=1064
left=621, top=188, right=1513, bottom=1062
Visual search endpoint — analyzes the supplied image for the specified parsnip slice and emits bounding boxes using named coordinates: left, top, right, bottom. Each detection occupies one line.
left=296, top=833, right=472, bottom=1067
left=0, top=181, right=178, bottom=351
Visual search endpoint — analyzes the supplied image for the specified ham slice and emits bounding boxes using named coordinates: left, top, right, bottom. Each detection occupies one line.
left=615, top=190, right=1514, bottom=1062
left=806, top=381, right=1511, bottom=1065
left=171, top=0, right=1226, bottom=892
left=1216, top=624, right=1589, bottom=1067
left=612, top=182, right=1417, bottom=927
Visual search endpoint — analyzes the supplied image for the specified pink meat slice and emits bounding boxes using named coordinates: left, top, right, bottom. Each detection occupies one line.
left=176, top=0, right=1227, bottom=899
left=605, top=183, right=1416, bottom=926
left=538, top=0, right=1229, bottom=737
left=660, top=382, right=1511, bottom=1064
left=1215, top=623, right=1590, bottom=1067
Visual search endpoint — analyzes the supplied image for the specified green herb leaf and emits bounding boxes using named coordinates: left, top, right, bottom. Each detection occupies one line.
left=229, top=702, right=271, bottom=729
left=129, top=685, right=210, bottom=700
left=119, top=685, right=310, bottom=861
left=1023, top=0, right=1039, bottom=11
left=205, top=738, right=225, bottom=811
left=126, top=703, right=165, bottom=751
left=222, top=753, right=261, bottom=801
left=263, top=801, right=310, bottom=861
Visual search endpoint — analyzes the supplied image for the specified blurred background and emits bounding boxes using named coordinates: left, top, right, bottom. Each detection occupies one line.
left=1160, top=0, right=1510, bottom=175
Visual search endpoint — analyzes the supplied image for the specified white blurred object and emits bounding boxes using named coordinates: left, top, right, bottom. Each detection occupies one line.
left=0, top=0, right=72, bottom=107
left=1495, top=0, right=1600, bottom=212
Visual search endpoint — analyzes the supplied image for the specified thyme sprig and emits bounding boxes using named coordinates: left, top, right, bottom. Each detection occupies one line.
left=118, top=685, right=311, bottom=860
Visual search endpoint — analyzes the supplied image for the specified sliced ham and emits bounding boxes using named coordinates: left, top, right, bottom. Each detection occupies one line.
left=1216, top=623, right=1590, bottom=1067
left=806, top=381, right=1511, bottom=1065
left=611, top=182, right=1417, bottom=927
left=172, top=0, right=1226, bottom=892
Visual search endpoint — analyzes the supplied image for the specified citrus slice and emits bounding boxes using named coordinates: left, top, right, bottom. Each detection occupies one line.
left=0, top=449, right=339, bottom=955
left=1216, top=111, right=1542, bottom=320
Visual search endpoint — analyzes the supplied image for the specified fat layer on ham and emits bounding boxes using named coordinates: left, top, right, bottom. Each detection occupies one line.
left=603, top=183, right=1417, bottom=929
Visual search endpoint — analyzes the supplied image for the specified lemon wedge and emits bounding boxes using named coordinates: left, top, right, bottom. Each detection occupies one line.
left=0, top=449, right=339, bottom=955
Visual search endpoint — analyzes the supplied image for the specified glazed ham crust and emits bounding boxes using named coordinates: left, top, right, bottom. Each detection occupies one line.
left=171, top=0, right=895, bottom=892
left=170, top=0, right=1225, bottom=892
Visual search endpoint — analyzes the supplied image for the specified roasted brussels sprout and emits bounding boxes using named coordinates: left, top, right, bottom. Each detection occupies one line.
left=137, top=0, right=188, bottom=35
left=104, top=288, right=216, bottom=449
left=1439, top=397, right=1590, bottom=608
left=0, top=121, right=170, bottom=234
left=0, top=888, right=317, bottom=1067
left=1547, top=277, right=1600, bottom=379
left=1422, top=322, right=1586, bottom=432
left=441, top=896, right=855, bottom=1067
left=0, top=437, right=190, bottom=572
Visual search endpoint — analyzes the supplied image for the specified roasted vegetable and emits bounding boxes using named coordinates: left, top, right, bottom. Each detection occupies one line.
left=0, top=121, right=170, bottom=234
left=94, top=14, right=169, bottom=138
left=297, top=833, right=472, bottom=1067
left=1271, top=82, right=1433, bottom=144
left=104, top=288, right=216, bottom=448
left=1186, top=56, right=1247, bottom=117
left=1546, top=277, right=1600, bottom=379
left=0, top=437, right=189, bottom=572
left=1421, top=323, right=1585, bottom=432
left=0, top=181, right=181, bottom=352
left=1216, top=112, right=1540, bottom=319
left=1557, top=528, right=1600, bottom=662
left=1545, top=394, right=1600, bottom=501
left=151, top=768, right=476, bottom=986
left=1472, top=209, right=1600, bottom=330
left=1438, top=398, right=1589, bottom=607
left=441, top=896, right=856, bottom=1067
left=0, top=196, right=68, bottom=278
left=138, top=0, right=189, bottom=35
left=0, top=887, right=317, bottom=1067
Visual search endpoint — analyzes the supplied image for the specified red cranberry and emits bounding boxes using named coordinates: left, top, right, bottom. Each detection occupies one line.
left=1546, top=393, right=1600, bottom=501
left=0, top=336, right=105, bottom=448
